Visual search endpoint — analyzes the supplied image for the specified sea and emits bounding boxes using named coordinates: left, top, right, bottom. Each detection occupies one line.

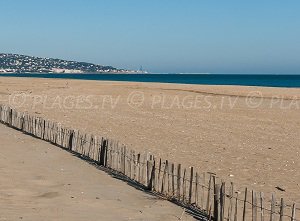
left=0, top=73, right=300, bottom=88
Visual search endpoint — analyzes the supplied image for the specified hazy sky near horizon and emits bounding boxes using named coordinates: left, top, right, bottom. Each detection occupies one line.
left=0, top=0, right=300, bottom=73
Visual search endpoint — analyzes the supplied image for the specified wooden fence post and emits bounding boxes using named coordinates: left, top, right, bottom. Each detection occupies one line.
left=242, top=188, right=248, bottom=221
left=207, top=175, right=212, bottom=213
left=202, top=173, right=206, bottom=209
left=147, top=160, right=151, bottom=187
left=279, top=198, right=284, bottom=221
left=189, top=167, right=194, bottom=204
left=129, top=150, right=133, bottom=179
left=195, top=172, right=199, bottom=206
left=214, top=182, right=220, bottom=221
left=270, top=194, right=275, bottom=221
left=228, top=182, right=234, bottom=221
left=260, top=192, right=264, bottom=221
left=220, top=182, right=225, bottom=221
left=167, top=162, right=171, bottom=194
left=68, top=130, right=74, bottom=151
left=157, top=159, right=162, bottom=192
left=252, top=191, right=257, bottom=221
left=137, top=153, right=141, bottom=182
left=177, top=163, right=181, bottom=199
left=171, top=163, right=175, bottom=197
left=291, top=203, right=296, bottom=221
left=161, top=160, right=168, bottom=194
left=148, top=160, right=156, bottom=190
left=99, top=139, right=107, bottom=166
left=182, top=168, right=187, bottom=202
left=234, top=193, right=238, bottom=221
left=123, top=146, right=126, bottom=175
left=134, top=150, right=137, bottom=180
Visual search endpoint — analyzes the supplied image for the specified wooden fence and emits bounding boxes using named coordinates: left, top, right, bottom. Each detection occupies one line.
left=0, top=104, right=298, bottom=221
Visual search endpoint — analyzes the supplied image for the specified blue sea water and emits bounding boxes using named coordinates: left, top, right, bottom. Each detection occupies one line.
left=0, top=73, right=300, bottom=88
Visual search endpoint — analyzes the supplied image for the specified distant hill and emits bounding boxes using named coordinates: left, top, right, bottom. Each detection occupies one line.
left=0, top=53, right=131, bottom=74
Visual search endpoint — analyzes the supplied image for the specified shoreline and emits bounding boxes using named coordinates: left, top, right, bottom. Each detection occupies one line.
left=2, top=76, right=300, bottom=99
left=1, top=73, right=300, bottom=88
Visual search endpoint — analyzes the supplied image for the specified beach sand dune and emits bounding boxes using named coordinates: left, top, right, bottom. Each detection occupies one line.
left=0, top=123, right=195, bottom=220
left=0, top=77, right=300, bottom=203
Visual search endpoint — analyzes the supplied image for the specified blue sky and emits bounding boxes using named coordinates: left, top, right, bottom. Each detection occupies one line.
left=0, top=0, right=300, bottom=73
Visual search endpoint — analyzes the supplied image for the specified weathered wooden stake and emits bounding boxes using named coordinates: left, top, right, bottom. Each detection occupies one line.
left=161, top=160, right=168, bottom=194
left=123, top=146, right=126, bottom=174
left=242, top=188, right=248, bottom=221
left=157, top=159, right=161, bottom=192
left=214, top=182, right=220, bottom=221
left=234, top=193, right=238, bottom=221
left=252, top=191, right=257, bottom=221
left=149, top=160, right=156, bottom=190
left=206, top=175, right=212, bottom=213
left=177, top=163, right=181, bottom=199
left=189, top=167, right=194, bottom=204
left=171, top=163, right=175, bottom=197
left=182, top=168, right=187, bottom=202
left=147, top=160, right=151, bottom=187
left=270, top=194, right=275, bottom=221
left=228, top=182, right=234, bottom=221
left=291, top=203, right=296, bottom=221
left=260, top=192, right=264, bottom=221
left=220, top=182, right=225, bottom=221
left=202, top=172, right=206, bottom=209
left=137, top=153, right=141, bottom=182
left=279, top=198, right=284, bottom=221
left=195, top=172, right=199, bottom=206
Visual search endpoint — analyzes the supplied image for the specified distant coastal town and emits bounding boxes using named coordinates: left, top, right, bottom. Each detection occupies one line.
left=0, top=53, right=146, bottom=74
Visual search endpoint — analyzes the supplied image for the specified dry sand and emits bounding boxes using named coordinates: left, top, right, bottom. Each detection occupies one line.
left=0, top=123, right=196, bottom=221
left=0, top=77, right=300, bottom=203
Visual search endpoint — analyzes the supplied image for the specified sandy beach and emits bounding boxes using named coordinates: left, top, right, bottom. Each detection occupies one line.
left=0, top=123, right=196, bottom=220
left=0, top=77, right=300, bottom=204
